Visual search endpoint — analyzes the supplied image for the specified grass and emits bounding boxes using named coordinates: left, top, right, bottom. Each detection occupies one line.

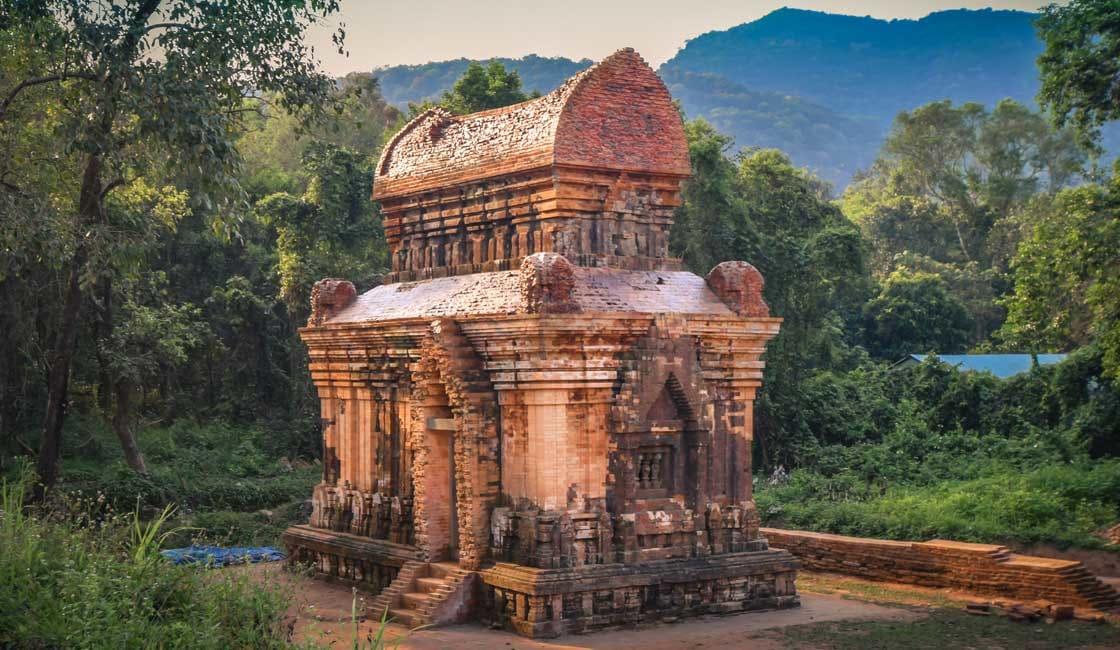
left=758, top=461, right=1120, bottom=550
left=763, top=608, right=1120, bottom=650
left=0, top=418, right=324, bottom=548
left=0, top=464, right=300, bottom=648
left=768, top=572, right=1120, bottom=649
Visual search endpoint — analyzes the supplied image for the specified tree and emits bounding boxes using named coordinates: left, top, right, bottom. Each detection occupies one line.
left=977, top=99, right=1084, bottom=211
left=875, top=99, right=1083, bottom=264
left=0, top=0, right=343, bottom=490
left=841, top=175, right=960, bottom=275
left=258, top=143, right=387, bottom=318
left=882, top=101, right=986, bottom=260
left=844, top=99, right=1085, bottom=349
left=672, top=130, right=871, bottom=467
left=441, top=61, right=533, bottom=114
left=671, top=119, right=742, bottom=274
left=998, top=172, right=1120, bottom=377
left=1037, top=0, right=1120, bottom=151
left=238, top=73, right=400, bottom=195
left=862, top=270, right=975, bottom=360
left=102, top=285, right=206, bottom=474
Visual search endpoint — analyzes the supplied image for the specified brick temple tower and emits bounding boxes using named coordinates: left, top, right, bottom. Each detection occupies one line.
left=283, top=48, right=799, bottom=637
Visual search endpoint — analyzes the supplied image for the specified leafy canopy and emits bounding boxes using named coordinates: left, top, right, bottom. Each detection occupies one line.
left=1037, top=0, right=1120, bottom=151
left=442, top=60, right=535, bottom=114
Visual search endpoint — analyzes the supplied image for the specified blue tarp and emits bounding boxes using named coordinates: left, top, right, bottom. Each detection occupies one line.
left=161, top=545, right=286, bottom=567
left=896, top=354, right=1068, bottom=379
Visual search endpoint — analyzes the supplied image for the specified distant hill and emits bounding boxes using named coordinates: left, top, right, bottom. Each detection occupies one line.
left=370, top=9, right=1112, bottom=189
left=374, top=55, right=592, bottom=107
left=660, top=7, right=1049, bottom=187
left=661, top=68, right=880, bottom=185
left=663, top=8, right=1043, bottom=124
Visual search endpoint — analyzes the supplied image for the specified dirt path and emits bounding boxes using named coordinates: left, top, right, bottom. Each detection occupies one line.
left=241, top=564, right=920, bottom=649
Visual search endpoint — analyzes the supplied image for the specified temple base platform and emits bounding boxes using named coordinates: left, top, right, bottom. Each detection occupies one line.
left=478, top=549, right=799, bottom=637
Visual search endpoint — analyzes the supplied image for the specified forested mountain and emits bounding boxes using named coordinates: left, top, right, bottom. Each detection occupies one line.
left=372, top=8, right=1099, bottom=188
left=659, top=68, right=880, bottom=186
left=663, top=8, right=1050, bottom=186
left=663, top=8, right=1043, bottom=124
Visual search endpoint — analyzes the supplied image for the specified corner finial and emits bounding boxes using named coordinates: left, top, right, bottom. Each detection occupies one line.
left=520, top=253, right=580, bottom=314
left=706, top=261, right=769, bottom=317
left=308, top=279, right=357, bottom=326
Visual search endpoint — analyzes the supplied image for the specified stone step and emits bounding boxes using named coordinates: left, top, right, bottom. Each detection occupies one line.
left=415, top=576, right=451, bottom=594
left=402, top=592, right=432, bottom=609
left=388, top=607, right=422, bottom=628
left=430, top=561, right=466, bottom=580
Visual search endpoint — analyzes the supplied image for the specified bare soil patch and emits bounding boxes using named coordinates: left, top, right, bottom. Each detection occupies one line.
left=238, top=564, right=1120, bottom=649
left=241, top=564, right=916, bottom=648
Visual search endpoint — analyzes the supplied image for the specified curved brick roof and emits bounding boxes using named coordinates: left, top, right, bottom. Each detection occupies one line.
left=373, top=48, right=690, bottom=199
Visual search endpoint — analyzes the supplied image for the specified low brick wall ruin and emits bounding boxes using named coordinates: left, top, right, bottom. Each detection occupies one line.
left=761, top=528, right=1120, bottom=612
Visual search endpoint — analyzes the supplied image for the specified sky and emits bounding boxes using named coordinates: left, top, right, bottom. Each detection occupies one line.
left=309, top=0, right=1048, bottom=75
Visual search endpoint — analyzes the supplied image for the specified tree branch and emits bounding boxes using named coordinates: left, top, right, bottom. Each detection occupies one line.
left=0, top=73, right=99, bottom=119
left=142, top=22, right=204, bottom=35
left=100, top=177, right=129, bottom=198
left=119, top=0, right=163, bottom=56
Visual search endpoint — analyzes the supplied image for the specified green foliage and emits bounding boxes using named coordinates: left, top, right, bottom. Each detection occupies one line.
left=60, top=419, right=320, bottom=514
left=757, top=352, right=1120, bottom=547
left=862, top=270, right=974, bottom=359
left=1037, top=0, right=1120, bottom=151
left=759, top=462, right=1120, bottom=549
left=998, top=174, right=1120, bottom=377
left=103, top=290, right=206, bottom=386
left=673, top=125, right=872, bottom=466
left=440, top=60, right=534, bottom=114
left=0, top=0, right=350, bottom=486
left=670, top=119, right=742, bottom=274
left=0, top=465, right=296, bottom=648
left=258, top=143, right=386, bottom=316
left=874, top=99, right=1083, bottom=264
left=840, top=98, right=1085, bottom=352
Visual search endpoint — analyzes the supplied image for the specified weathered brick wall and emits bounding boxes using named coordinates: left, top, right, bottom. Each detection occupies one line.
left=762, top=528, right=1120, bottom=611
left=553, top=49, right=689, bottom=176
left=373, top=49, right=690, bottom=283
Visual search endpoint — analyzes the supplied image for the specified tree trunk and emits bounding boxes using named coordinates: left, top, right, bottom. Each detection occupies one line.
left=112, top=378, right=147, bottom=474
left=95, top=278, right=113, bottom=416
left=0, top=279, right=18, bottom=454
left=35, top=153, right=101, bottom=495
left=35, top=251, right=84, bottom=493
left=954, top=220, right=972, bottom=263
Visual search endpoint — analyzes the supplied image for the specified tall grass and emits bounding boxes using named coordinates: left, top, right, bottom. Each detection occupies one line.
left=0, top=464, right=298, bottom=648
left=757, top=460, right=1120, bottom=549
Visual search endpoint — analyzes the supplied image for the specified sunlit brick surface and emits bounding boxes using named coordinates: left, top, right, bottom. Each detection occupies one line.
left=283, top=48, right=798, bottom=637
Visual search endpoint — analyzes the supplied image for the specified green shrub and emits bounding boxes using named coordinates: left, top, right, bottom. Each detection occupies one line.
left=56, top=419, right=320, bottom=515
left=758, top=461, right=1120, bottom=549
left=0, top=465, right=297, bottom=648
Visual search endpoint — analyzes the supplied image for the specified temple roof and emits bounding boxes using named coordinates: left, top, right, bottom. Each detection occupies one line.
left=373, top=48, right=690, bottom=199
left=326, top=268, right=733, bottom=324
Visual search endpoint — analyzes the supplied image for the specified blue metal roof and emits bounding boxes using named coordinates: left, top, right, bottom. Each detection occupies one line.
left=905, top=354, right=1068, bottom=378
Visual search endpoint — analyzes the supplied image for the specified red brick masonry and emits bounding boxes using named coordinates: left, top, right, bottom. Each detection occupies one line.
left=761, top=528, right=1120, bottom=612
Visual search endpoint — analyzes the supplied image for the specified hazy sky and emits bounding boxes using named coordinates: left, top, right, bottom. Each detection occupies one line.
left=309, top=1, right=1048, bottom=75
